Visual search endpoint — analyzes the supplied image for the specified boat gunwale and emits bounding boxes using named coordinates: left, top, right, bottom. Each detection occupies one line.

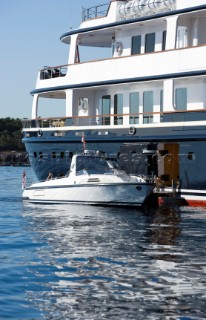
left=26, top=181, right=154, bottom=191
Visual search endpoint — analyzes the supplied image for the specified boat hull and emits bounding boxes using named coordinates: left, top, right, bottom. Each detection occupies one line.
left=158, top=188, right=206, bottom=207
left=23, top=182, right=154, bottom=206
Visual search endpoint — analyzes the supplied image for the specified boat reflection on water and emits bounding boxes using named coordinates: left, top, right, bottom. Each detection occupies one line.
left=144, top=206, right=182, bottom=263
left=22, top=203, right=206, bottom=319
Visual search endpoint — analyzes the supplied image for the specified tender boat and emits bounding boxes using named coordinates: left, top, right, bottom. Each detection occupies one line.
left=22, top=151, right=154, bottom=206
left=22, top=0, right=206, bottom=206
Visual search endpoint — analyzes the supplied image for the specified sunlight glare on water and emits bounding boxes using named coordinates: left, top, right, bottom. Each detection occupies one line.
left=0, top=167, right=206, bottom=319
left=22, top=203, right=206, bottom=320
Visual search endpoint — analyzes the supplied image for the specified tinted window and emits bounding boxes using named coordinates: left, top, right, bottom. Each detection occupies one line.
left=160, top=90, right=163, bottom=113
left=145, top=33, right=155, bottom=53
left=162, top=31, right=166, bottom=50
left=130, top=92, right=139, bottom=124
left=143, top=91, right=153, bottom=123
left=102, top=95, right=111, bottom=125
left=114, top=94, right=123, bottom=125
left=76, top=156, right=112, bottom=175
left=175, top=88, right=187, bottom=110
left=160, top=90, right=164, bottom=121
left=102, top=95, right=110, bottom=114
left=131, top=35, right=141, bottom=55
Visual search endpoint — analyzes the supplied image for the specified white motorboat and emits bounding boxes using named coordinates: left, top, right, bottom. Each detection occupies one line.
left=22, top=151, right=154, bottom=206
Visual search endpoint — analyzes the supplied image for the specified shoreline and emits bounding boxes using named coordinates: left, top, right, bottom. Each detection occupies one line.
left=0, top=151, right=30, bottom=166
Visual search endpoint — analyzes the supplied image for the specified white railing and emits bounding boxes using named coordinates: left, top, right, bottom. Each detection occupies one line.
left=21, top=109, right=206, bottom=129
left=40, top=65, right=68, bottom=80
left=82, top=3, right=110, bottom=21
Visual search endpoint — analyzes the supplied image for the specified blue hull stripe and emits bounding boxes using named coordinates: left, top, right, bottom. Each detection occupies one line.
left=22, top=133, right=206, bottom=144
left=23, top=199, right=143, bottom=206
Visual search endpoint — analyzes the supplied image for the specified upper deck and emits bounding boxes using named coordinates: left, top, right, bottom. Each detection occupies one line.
left=26, top=0, right=206, bottom=127
left=82, top=3, right=110, bottom=22
left=30, top=0, right=205, bottom=82
left=61, top=0, right=206, bottom=43
left=35, top=0, right=206, bottom=87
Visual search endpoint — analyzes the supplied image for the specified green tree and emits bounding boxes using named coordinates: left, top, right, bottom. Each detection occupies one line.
left=0, top=118, right=24, bottom=151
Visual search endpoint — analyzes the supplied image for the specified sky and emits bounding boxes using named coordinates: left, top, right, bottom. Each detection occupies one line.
left=0, top=0, right=102, bottom=119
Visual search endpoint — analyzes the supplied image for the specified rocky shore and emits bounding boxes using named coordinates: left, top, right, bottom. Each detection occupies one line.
left=0, top=151, right=30, bottom=166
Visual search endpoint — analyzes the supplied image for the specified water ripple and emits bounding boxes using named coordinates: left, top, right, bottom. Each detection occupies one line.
left=21, top=203, right=206, bottom=319
left=1, top=167, right=206, bottom=319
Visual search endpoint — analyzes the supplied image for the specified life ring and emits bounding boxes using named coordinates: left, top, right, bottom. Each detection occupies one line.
left=129, top=126, right=136, bottom=135
left=81, top=99, right=88, bottom=112
left=115, top=42, right=123, bottom=56
left=79, top=98, right=88, bottom=113
left=38, top=129, right=43, bottom=137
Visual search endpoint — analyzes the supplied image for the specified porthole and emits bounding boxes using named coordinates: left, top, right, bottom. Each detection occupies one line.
left=38, top=129, right=43, bottom=137
left=187, top=152, right=194, bottom=161
left=129, top=126, right=136, bottom=135
left=115, top=42, right=123, bottom=56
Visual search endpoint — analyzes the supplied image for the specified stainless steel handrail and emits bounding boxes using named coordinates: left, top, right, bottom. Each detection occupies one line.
left=82, top=3, right=110, bottom=21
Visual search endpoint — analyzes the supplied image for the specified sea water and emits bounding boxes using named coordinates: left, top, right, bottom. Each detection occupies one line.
left=0, top=166, right=206, bottom=320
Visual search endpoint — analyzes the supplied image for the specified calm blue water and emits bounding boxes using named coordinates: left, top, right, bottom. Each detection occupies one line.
left=0, top=166, right=206, bottom=320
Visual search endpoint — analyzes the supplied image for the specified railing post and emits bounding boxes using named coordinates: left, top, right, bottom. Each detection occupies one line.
left=172, top=179, right=176, bottom=197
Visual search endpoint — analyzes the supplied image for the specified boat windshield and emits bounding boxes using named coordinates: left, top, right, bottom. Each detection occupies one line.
left=76, top=156, right=113, bottom=175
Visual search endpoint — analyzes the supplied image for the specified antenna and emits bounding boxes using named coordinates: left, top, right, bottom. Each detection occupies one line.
left=68, top=0, right=72, bottom=30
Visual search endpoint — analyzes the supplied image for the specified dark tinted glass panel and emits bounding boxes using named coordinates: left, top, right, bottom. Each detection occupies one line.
left=131, top=35, right=141, bottom=55
left=130, top=92, right=139, bottom=124
left=114, top=94, right=123, bottom=125
left=130, top=92, right=139, bottom=113
left=160, top=90, right=163, bottom=113
left=175, top=88, right=187, bottom=110
left=102, top=95, right=111, bottom=125
left=162, top=31, right=166, bottom=50
left=145, top=33, right=155, bottom=53
left=160, top=90, right=163, bottom=121
left=102, top=95, right=110, bottom=114
left=143, top=91, right=153, bottom=112
left=143, top=91, right=153, bottom=123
